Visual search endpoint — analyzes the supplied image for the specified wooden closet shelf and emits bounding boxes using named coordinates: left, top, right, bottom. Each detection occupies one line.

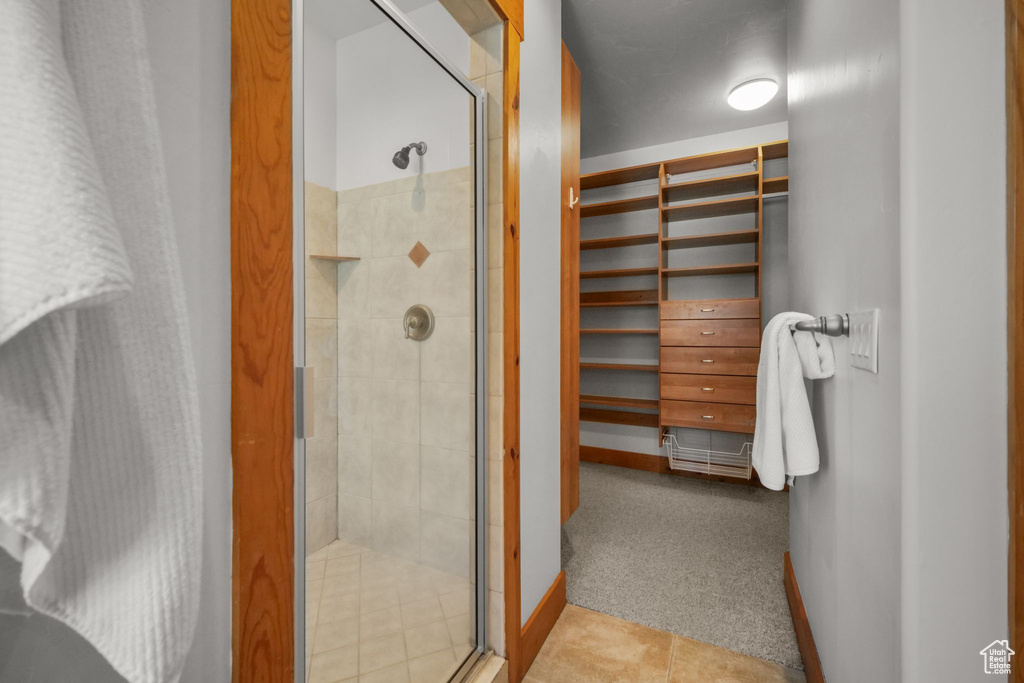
left=580, top=233, right=659, bottom=250
left=310, top=254, right=360, bottom=262
left=661, top=262, right=759, bottom=277
left=762, top=176, right=789, bottom=194
left=580, top=328, right=658, bottom=335
left=580, top=195, right=659, bottom=217
left=580, top=394, right=660, bottom=410
left=580, top=289, right=659, bottom=307
left=664, top=146, right=759, bottom=176
left=580, top=362, right=660, bottom=372
left=661, top=171, right=759, bottom=203
left=762, top=140, right=789, bottom=160
left=662, top=196, right=759, bottom=221
left=580, top=407, right=659, bottom=428
left=661, top=230, right=759, bottom=250
left=580, top=266, right=659, bottom=279
left=580, top=162, right=661, bottom=190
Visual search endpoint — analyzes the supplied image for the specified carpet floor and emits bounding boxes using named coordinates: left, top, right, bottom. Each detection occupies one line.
left=561, top=462, right=802, bottom=670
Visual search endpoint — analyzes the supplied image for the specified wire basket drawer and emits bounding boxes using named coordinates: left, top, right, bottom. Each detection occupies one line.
left=664, top=431, right=752, bottom=479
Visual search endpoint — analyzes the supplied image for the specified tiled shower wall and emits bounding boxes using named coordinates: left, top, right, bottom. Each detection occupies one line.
left=334, top=166, right=476, bottom=581
left=305, top=182, right=341, bottom=554
left=467, top=23, right=506, bottom=656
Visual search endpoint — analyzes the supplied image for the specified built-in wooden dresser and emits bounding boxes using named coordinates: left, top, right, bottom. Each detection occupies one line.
left=659, top=297, right=760, bottom=434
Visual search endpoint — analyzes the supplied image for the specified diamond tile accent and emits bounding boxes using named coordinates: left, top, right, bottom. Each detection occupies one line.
left=408, top=241, right=430, bottom=268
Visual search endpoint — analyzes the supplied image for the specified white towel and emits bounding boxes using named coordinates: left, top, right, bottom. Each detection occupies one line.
left=0, top=2, right=202, bottom=682
left=752, top=312, right=835, bottom=491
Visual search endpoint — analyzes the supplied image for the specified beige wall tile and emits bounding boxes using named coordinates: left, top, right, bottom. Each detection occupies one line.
left=420, top=446, right=471, bottom=520
left=338, top=377, right=372, bottom=438
left=306, top=318, right=338, bottom=379
left=337, top=317, right=373, bottom=378
left=307, top=431, right=338, bottom=503
left=338, top=435, right=371, bottom=497
left=420, top=381, right=472, bottom=451
left=313, top=377, right=338, bottom=439
left=487, top=400, right=503, bottom=461
left=305, top=181, right=338, bottom=257
left=420, top=316, right=472, bottom=384
left=371, top=498, right=420, bottom=561
left=420, top=512, right=471, bottom=578
left=487, top=332, right=503, bottom=397
left=306, top=257, right=339, bottom=319
left=370, top=255, right=419, bottom=319
left=371, top=379, right=420, bottom=444
left=371, top=439, right=420, bottom=506
left=487, top=463, right=502, bottom=527
left=337, top=493, right=371, bottom=545
left=487, top=524, right=503, bottom=590
left=418, top=250, right=473, bottom=318
left=307, top=493, right=337, bottom=554
left=338, top=261, right=371, bottom=319
left=337, top=198, right=371, bottom=256
left=371, top=318, right=420, bottom=380
left=486, top=590, right=504, bottom=655
left=485, top=73, right=503, bottom=141
left=487, top=205, right=503, bottom=268
left=487, top=270, right=503, bottom=332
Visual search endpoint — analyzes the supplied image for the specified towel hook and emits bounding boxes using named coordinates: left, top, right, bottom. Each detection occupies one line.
left=793, top=313, right=849, bottom=337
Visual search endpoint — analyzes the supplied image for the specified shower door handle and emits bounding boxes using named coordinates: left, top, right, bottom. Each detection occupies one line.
left=568, top=187, right=580, bottom=209
left=295, top=366, right=314, bottom=439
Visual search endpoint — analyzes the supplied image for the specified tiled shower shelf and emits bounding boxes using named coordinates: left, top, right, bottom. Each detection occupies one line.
left=310, top=254, right=360, bottom=262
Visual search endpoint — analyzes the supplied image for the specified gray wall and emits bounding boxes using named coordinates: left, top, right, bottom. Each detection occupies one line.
left=788, top=0, right=1008, bottom=681
left=899, top=0, right=1007, bottom=681
left=786, top=0, right=902, bottom=680
left=0, top=1, right=232, bottom=681
left=518, top=0, right=564, bottom=627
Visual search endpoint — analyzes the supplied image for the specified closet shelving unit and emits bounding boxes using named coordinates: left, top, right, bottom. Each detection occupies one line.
left=577, top=140, right=789, bottom=480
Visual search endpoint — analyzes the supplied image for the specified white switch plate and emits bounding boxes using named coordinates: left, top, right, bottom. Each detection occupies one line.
left=849, top=309, right=879, bottom=373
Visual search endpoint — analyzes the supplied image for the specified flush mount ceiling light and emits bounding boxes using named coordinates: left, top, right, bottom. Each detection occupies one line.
left=727, top=79, right=779, bottom=111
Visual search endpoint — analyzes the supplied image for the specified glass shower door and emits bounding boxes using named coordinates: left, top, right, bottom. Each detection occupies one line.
left=295, top=1, right=486, bottom=681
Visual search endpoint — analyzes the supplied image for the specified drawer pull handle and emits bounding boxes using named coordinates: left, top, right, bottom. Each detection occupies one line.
left=701, top=415, right=715, bottom=420
left=700, top=308, right=715, bottom=312
left=701, top=359, right=715, bottom=364
left=701, top=331, right=715, bottom=336
left=701, top=387, right=714, bottom=392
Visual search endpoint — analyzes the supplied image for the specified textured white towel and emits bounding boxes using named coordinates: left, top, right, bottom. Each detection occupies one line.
left=0, top=1, right=202, bottom=682
left=752, top=313, right=835, bottom=491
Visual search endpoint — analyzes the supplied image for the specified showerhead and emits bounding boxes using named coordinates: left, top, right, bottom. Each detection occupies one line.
left=392, top=141, right=427, bottom=169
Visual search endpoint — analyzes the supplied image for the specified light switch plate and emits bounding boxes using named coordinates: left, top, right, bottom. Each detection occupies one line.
left=849, top=309, right=879, bottom=373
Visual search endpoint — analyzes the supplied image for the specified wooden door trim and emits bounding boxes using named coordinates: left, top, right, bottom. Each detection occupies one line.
left=230, top=0, right=294, bottom=681
left=560, top=42, right=580, bottom=525
left=502, top=21, right=525, bottom=683
left=1007, top=0, right=1024, bottom=670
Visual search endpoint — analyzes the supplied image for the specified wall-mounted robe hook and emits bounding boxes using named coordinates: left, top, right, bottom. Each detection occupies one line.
left=793, top=313, right=849, bottom=337
left=568, top=186, right=580, bottom=209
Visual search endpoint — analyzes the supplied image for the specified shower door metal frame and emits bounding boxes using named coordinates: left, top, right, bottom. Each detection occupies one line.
left=291, top=2, right=489, bottom=681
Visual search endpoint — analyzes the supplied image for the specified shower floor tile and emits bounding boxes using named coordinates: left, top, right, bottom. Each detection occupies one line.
left=306, top=541, right=477, bottom=682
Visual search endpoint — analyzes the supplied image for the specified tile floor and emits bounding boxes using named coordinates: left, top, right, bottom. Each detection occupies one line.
left=523, top=605, right=806, bottom=683
left=306, top=540, right=477, bottom=683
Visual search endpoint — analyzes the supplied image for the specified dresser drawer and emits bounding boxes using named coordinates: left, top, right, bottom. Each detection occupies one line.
left=660, top=347, right=759, bottom=375
left=660, top=400, right=756, bottom=433
left=660, top=298, right=760, bottom=320
left=660, top=374, right=756, bottom=405
left=660, top=319, right=760, bottom=347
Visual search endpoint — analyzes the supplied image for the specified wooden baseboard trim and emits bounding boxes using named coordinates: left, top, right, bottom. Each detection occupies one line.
left=518, top=571, right=567, bottom=680
left=580, top=445, right=772, bottom=488
left=783, top=552, right=825, bottom=683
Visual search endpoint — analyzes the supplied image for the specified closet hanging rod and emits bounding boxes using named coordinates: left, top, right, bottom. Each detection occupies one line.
left=793, top=313, right=849, bottom=337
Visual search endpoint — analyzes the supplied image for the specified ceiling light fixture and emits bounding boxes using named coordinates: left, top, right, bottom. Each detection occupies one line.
left=727, top=79, right=779, bottom=111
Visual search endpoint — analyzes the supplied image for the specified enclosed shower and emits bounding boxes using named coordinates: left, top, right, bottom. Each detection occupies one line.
left=297, top=1, right=500, bottom=681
